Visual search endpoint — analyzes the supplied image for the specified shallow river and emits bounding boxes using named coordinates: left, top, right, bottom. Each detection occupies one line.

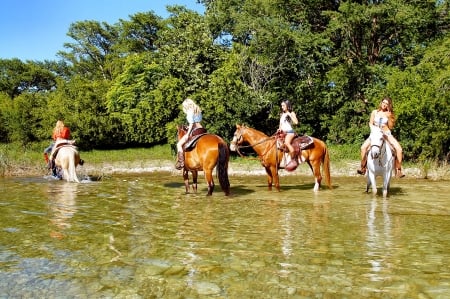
left=0, top=172, right=449, bottom=298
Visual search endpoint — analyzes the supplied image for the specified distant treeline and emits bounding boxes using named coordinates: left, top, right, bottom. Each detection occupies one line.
left=0, top=1, right=449, bottom=161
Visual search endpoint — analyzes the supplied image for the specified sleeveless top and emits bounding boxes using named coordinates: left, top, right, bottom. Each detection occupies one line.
left=280, top=112, right=294, bottom=133
left=373, top=112, right=388, bottom=128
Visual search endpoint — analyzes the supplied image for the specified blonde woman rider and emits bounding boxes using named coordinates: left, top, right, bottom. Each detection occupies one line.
left=175, top=98, right=203, bottom=170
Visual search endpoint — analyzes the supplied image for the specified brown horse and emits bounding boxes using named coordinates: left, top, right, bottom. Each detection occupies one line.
left=230, top=124, right=331, bottom=192
left=177, top=125, right=230, bottom=196
left=54, top=145, right=82, bottom=183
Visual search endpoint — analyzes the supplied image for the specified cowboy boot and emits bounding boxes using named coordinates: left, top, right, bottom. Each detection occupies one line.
left=285, top=152, right=299, bottom=172
left=395, top=159, right=405, bottom=178
left=357, top=153, right=367, bottom=175
left=175, top=151, right=185, bottom=170
left=44, top=153, right=49, bottom=164
left=50, top=159, right=57, bottom=176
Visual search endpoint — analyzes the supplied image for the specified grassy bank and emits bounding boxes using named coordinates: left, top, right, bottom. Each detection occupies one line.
left=1, top=142, right=448, bottom=180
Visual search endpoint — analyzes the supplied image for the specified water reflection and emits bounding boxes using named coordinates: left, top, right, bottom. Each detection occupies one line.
left=365, top=198, right=393, bottom=281
left=47, top=182, right=78, bottom=239
left=0, top=175, right=449, bottom=297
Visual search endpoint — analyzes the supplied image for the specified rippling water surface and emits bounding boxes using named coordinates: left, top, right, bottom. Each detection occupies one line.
left=0, top=172, right=449, bottom=298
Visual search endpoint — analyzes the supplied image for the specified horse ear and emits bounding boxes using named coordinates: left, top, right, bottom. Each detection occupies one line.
left=236, top=124, right=240, bottom=129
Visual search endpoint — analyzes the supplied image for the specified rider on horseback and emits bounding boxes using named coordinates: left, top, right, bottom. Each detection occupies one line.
left=278, top=100, right=299, bottom=171
left=44, top=120, right=83, bottom=176
left=357, top=97, right=405, bottom=178
left=175, top=98, right=203, bottom=170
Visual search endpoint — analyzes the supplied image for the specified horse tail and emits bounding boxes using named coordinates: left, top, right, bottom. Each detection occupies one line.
left=217, top=142, right=230, bottom=196
left=322, top=143, right=332, bottom=189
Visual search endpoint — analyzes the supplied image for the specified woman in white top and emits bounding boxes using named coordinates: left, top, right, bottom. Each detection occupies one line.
left=279, top=100, right=299, bottom=170
left=357, top=97, right=404, bottom=178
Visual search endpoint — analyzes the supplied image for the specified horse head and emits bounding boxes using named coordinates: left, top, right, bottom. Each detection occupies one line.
left=177, top=125, right=188, bottom=140
left=230, top=124, right=246, bottom=151
left=369, top=126, right=385, bottom=159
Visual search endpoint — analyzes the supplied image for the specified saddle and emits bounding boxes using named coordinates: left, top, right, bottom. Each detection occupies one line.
left=50, top=140, right=77, bottom=160
left=276, top=132, right=314, bottom=155
left=364, top=138, right=396, bottom=158
left=183, top=127, right=208, bottom=151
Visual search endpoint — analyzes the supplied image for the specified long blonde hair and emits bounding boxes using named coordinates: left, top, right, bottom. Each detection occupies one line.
left=182, top=98, right=201, bottom=115
left=53, top=120, right=65, bottom=136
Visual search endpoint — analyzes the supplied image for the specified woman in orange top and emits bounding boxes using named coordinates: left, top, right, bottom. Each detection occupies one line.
left=43, top=120, right=71, bottom=165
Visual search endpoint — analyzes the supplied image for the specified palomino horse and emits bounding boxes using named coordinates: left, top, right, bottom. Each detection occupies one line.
left=54, top=145, right=82, bottom=183
left=177, top=125, right=230, bottom=196
left=230, top=124, right=331, bottom=192
left=366, top=126, right=394, bottom=197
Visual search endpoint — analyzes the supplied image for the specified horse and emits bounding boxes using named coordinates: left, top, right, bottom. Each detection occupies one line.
left=54, top=145, right=82, bottom=183
left=230, top=124, right=331, bottom=192
left=176, top=125, right=230, bottom=196
left=366, top=126, right=394, bottom=197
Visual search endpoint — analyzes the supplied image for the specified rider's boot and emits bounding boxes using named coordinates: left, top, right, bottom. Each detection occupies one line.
left=175, top=151, right=185, bottom=170
left=285, top=152, right=299, bottom=172
left=44, top=153, right=49, bottom=165
left=50, top=159, right=57, bottom=177
left=357, top=153, right=367, bottom=175
left=395, top=159, right=405, bottom=178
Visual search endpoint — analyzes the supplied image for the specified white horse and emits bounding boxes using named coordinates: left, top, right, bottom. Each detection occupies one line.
left=54, top=145, right=81, bottom=183
left=366, top=126, right=394, bottom=197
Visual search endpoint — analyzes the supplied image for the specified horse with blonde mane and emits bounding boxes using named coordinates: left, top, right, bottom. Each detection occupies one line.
left=54, top=145, right=82, bottom=183
left=230, top=124, right=331, bottom=192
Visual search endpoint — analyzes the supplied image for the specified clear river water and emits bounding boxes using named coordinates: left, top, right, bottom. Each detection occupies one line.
left=0, top=172, right=449, bottom=298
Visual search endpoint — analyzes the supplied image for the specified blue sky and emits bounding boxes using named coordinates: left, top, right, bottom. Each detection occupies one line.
left=0, top=0, right=204, bottom=61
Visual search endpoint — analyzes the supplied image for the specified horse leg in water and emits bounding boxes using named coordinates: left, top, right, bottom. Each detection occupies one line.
left=382, top=171, right=391, bottom=198
left=308, top=160, right=323, bottom=192
left=183, top=170, right=198, bottom=194
left=204, top=168, right=215, bottom=196
left=366, top=171, right=377, bottom=196
left=264, top=165, right=280, bottom=191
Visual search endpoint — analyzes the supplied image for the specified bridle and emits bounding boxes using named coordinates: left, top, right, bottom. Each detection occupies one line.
left=370, top=135, right=392, bottom=167
left=231, top=126, right=276, bottom=159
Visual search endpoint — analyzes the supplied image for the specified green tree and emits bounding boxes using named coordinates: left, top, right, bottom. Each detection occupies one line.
left=382, top=36, right=450, bottom=161
left=58, top=20, right=120, bottom=80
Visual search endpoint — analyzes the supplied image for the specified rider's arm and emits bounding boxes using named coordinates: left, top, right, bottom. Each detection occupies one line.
left=290, top=111, right=299, bottom=125
left=186, top=122, right=194, bottom=136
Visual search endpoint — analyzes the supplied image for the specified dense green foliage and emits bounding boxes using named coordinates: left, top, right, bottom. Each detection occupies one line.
left=1, top=1, right=449, bottom=161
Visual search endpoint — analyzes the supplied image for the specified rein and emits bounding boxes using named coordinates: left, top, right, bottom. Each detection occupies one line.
left=370, top=140, right=393, bottom=168
left=234, top=133, right=277, bottom=161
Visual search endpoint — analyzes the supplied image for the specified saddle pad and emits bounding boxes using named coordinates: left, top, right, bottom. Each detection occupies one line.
left=185, top=133, right=208, bottom=151
left=297, top=135, right=314, bottom=149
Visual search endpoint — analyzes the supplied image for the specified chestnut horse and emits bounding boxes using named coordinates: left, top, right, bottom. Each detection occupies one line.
left=230, top=124, right=331, bottom=192
left=54, top=145, right=82, bottom=183
left=177, top=125, right=230, bottom=196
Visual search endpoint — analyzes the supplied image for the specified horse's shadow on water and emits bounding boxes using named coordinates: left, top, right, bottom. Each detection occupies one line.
left=363, top=186, right=404, bottom=197
left=276, top=183, right=338, bottom=191
left=163, top=181, right=256, bottom=197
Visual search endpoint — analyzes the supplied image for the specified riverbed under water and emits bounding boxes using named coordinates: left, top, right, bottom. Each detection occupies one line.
left=0, top=172, right=449, bottom=298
